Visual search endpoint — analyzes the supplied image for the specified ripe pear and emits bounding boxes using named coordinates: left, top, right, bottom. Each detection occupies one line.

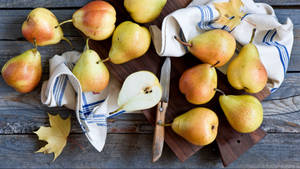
left=108, top=21, right=151, bottom=64
left=111, top=71, right=162, bottom=115
left=124, top=0, right=167, bottom=23
left=219, top=94, right=263, bottom=133
left=2, top=48, right=42, bottom=93
left=59, top=1, right=116, bottom=41
left=179, top=63, right=217, bottom=105
left=227, top=29, right=268, bottom=93
left=72, top=39, right=110, bottom=92
left=175, top=29, right=236, bottom=67
left=171, top=107, right=219, bottom=146
left=22, top=8, right=69, bottom=46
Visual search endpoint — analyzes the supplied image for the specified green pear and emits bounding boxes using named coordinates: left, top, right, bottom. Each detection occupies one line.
left=124, top=0, right=167, bottom=23
left=1, top=48, right=42, bottom=93
left=179, top=63, right=217, bottom=105
left=227, top=29, right=268, bottom=93
left=108, top=21, right=151, bottom=64
left=72, top=39, right=110, bottom=92
left=171, top=107, right=219, bottom=146
left=175, top=29, right=236, bottom=67
left=219, top=93, right=263, bottom=133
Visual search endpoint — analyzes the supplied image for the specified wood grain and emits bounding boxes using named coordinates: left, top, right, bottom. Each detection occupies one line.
left=152, top=101, right=168, bottom=162
left=1, top=133, right=300, bottom=168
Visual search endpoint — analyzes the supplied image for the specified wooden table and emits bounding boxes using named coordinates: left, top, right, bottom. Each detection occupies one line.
left=0, top=0, right=299, bottom=168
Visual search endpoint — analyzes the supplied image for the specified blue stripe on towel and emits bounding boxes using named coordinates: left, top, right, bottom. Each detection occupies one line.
left=58, top=76, right=68, bottom=106
left=262, top=30, right=290, bottom=93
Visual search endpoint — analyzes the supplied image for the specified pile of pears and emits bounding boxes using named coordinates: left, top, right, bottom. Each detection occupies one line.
left=166, top=28, right=267, bottom=146
left=1, top=0, right=267, bottom=149
left=2, top=0, right=167, bottom=93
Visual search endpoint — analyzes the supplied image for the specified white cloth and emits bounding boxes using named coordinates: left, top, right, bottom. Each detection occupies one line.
left=150, top=0, right=294, bottom=93
left=41, top=51, right=122, bottom=152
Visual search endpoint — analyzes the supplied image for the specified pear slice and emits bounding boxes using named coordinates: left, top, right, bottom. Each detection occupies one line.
left=115, top=71, right=162, bottom=114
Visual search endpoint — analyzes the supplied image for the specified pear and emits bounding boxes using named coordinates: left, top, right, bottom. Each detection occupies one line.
left=59, top=1, right=116, bottom=41
left=2, top=48, right=42, bottom=93
left=108, top=21, right=151, bottom=64
left=179, top=63, right=217, bottom=105
left=22, top=8, right=70, bottom=46
left=218, top=92, right=263, bottom=133
left=175, top=29, right=236, bottom=67
left=110, top=71, right=162, bottom=115
left=124, top=0, right=167, bottom=23
left=227, top=29, right=268, bottom=93
left=171, top=107, right=219, bottom=146
left=72, top=39, right=110, bottom=92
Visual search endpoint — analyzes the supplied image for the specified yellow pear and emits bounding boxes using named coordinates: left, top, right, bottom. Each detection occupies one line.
left=219, top=93, right=263, bottom=133
left=175, top=29, right=236, bottom=67
left=124, top=0, right=167, bottom=23
left=171, top=107, right=219, bottom=146
left=72, top=39, right=109, bottom=92
left=179, top=63, right=217, bottom=104
left=22, top=8, right=69, bottom=46
left=108, top=21, right=151, bottom=64
left=227, top=29, right=268, bottom=93
left=2, top=48, right=42, bottom=93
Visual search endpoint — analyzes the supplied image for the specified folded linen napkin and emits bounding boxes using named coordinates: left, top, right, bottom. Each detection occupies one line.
left=41, top=51, right=121, bottom=152
left=150, top=0, right=294, bottom=93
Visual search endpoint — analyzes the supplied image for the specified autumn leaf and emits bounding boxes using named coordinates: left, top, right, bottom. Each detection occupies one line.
left=214, top=0, right=245, bottom=31
left=35, top=113, right=71, bottom=161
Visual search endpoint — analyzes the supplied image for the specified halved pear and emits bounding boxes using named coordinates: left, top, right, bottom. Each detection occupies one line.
left=116, top=71, right=162, bottom=113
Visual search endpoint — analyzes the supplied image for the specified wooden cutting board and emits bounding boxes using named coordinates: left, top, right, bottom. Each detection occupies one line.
left=89, top=0, right=269, bottom=166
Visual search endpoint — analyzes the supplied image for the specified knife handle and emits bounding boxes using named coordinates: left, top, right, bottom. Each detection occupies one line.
left=152, top=101, right=168, bottom=162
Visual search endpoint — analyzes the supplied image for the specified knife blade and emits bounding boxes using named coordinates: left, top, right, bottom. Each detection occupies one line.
left=152, top=57, right=171, bottom=162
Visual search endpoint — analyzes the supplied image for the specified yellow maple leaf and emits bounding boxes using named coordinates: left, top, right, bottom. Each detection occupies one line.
left=214, top=0, right=245, bottom=31
left=34, top=113, right=71, bottom=161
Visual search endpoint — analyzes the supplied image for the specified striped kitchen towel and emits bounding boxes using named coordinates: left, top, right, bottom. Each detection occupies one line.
left=41, top=51, right=121, bottom=152
left=150, top=0, right=294, bottom=93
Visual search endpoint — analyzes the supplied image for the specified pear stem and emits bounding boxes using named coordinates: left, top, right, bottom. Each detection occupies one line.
left=62, top=37, right=73, bottom=49
left=211, top=61, right=220, bottom=68
left=85, top=38, right=90, bottom=51
left=214, top=88, right=226, bottom=96
left=101, top=57, right=110, bottom=63
left=33, top=38, right=37, bottom=49
left=250, top=28, right=256, bottom=44
left=55, top=19, right=73, bottom=28
left=157, top=121, right=172, bottom=127
left=32, top=38, right=38, bottom=56
left=174, top=36, right=192, bottom=47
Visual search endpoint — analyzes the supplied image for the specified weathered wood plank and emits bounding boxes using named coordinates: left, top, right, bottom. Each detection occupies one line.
left=0, top=40, right=84, bottom=71
left=0, top=109, right=152, bottom=134
left=1, top=73, right=300, bottom=134
left=0, top=0, right=298, bottom=8
left=0, top=8, right=299, bottom=71
left=0, top=133, right=300, bottom=168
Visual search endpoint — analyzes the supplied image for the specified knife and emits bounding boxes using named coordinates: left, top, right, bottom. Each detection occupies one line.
left=152, top=57, right=171, bottom=162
